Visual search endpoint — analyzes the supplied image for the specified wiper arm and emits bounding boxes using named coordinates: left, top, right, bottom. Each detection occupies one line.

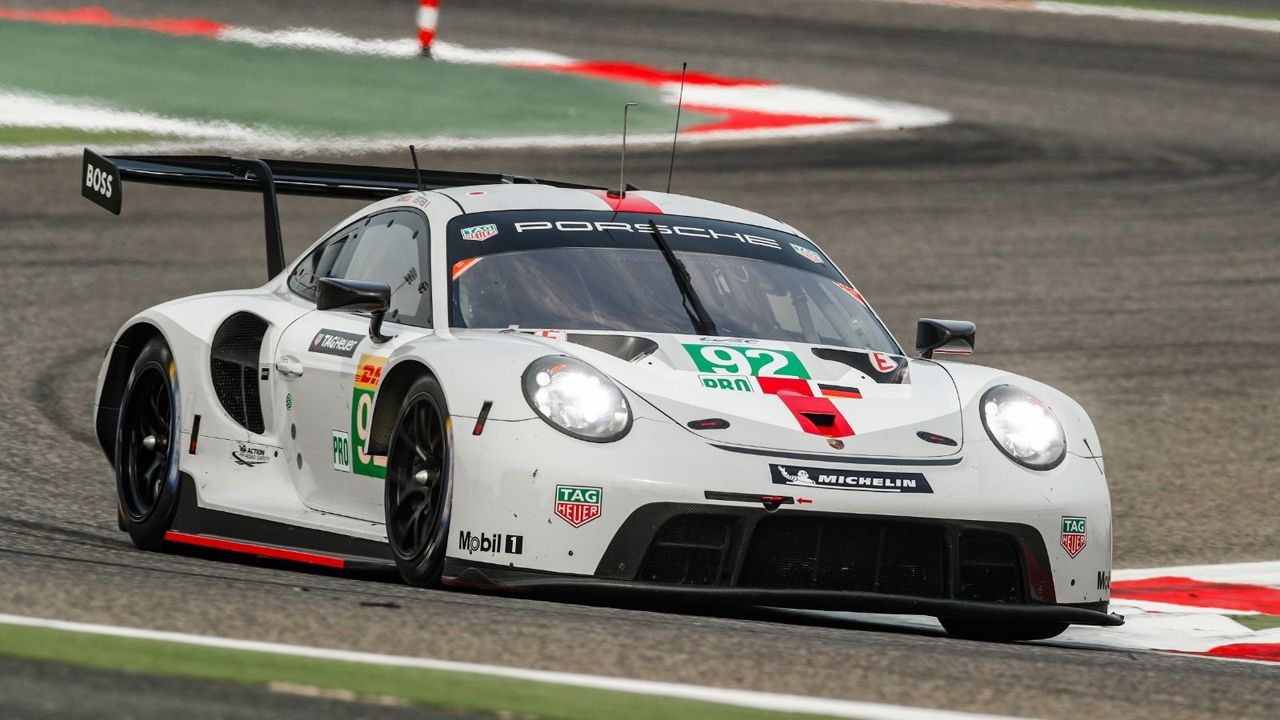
left=646, top=220, right=717, bottom=335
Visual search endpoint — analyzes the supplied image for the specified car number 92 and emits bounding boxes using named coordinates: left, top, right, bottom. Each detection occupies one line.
left=683, top=343, right=810, bottom=379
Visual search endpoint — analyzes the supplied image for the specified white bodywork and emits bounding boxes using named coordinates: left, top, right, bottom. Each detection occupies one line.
left=96, top=185, right=1112, bottom=607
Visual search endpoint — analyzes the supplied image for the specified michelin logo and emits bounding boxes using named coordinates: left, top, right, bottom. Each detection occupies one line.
left=770, top=464, right=933, bottom=494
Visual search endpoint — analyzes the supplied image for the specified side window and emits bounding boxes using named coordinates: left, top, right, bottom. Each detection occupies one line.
left=288, top=210, right=431, bottom=328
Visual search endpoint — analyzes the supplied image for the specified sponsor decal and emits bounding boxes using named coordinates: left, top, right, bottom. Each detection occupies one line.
left=697, top=336, right=760, bottom=344
left=699, top=374, right=753, bottom=392
left=513, top=220, right=782, bottom=249
left=835, top=282, right=866, bottom=305
left=1061, top=516, right=1087, bottom=558
left=457, top=530, right=524, bottom=555
left=460, top=223, right=499, bottom=242
left=260, top=367, right=270, bottom=381
left=769, top=464, right=932, bottom=493
left=85, top=164, right=114, bottom=198
left=412, top=195, right=431, bottom=208
left=332, top=430, right=351, bottom=472
left=285, top=393, right=294, bottom=411
left=310, top=329, right=363, bottom=358
left=232, top=442, right=271, bottom=467
left=1097, top=570, right=1111, bottom=590
left=869, top=351, right=898, bottom=373
left=790, top=243, right=824, bottom=264
left=451, top=257, right=483, bottom=280
left=351, top=355, right=388, bottom=479
left=684, top=343, right=809, bottom=379
left=518, top=329, right=564, bottom=340
left=555, top=485, right=602, bottom=527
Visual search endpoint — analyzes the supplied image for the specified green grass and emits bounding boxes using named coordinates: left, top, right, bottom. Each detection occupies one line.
left=1056, top=0, right=1280, bottom=21
left=0, top=623, right=840, bottom=720
left=0, top=126, right=174, bottom=146
left=1230, top=614, right=1280, bottom=632
left=0, top=21, right=707, bottom=139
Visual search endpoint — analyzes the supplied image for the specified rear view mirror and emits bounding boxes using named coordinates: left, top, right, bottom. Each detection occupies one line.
left=317, top=278, right=394, bottom=343
left=916, top=318, right=975, bottom=359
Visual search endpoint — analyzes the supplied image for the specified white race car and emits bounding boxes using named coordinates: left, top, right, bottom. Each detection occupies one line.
left=83, top=149, right=1120, bottom=641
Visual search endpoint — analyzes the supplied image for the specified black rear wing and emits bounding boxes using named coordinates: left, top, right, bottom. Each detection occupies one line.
left=80, top=149, right=601, bottom=279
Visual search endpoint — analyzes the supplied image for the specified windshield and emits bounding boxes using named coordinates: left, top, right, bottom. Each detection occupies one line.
left=448, top=211, right=899, bottom=353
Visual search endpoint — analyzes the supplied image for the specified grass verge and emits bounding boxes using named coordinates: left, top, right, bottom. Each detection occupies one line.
left=0, top=126, right=174, bottom=146
left=0, top=623, right=839, bottom=720
left=1230, top=614, right=1280, bottom=632
left=0, top=21, right=706, bottom=140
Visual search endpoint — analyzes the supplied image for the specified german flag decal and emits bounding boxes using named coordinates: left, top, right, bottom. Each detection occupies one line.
left=819, top=383, right=862, bottom=399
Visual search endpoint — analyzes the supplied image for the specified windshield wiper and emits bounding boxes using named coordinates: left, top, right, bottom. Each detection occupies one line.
left=646, top=220, right=717, bottom=335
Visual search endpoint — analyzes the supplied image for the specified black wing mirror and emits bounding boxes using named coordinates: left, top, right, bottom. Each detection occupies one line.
left=317, top=277, right=394, bottom=343
left=916, top=318, right=975, bottom=359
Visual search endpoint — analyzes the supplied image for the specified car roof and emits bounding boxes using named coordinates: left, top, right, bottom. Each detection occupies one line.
left=429, top=184, right=808, bottom=238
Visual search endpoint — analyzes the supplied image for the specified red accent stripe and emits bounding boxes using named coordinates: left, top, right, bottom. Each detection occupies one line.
left=1111, top=576, right=1280, bottom=615
left=518, top=61, right=766, bottom=88
left=585, top=189, right=664, bottom=214
left=0, top=6, right=226, bottom=36
left=757, top=376, right=854, bottom=438
left=164, top=531, right=346, bottom=569
left=681, top=104, right=859, bottom=135
left=1196, top=643, right=1280, bottom=663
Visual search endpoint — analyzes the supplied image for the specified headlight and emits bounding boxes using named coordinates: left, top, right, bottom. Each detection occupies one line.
left=522, top=356, right=631, bottom=442
left=980, top=385, right=1066, bottom=470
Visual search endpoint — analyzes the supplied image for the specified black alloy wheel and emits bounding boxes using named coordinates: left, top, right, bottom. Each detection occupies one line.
left=385, top=374, right=452, bottom=586
left=116, top=336, right=182, bottom=550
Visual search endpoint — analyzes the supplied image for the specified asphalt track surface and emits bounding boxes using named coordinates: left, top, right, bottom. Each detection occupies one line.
left=1, top=1, right=1278, bottom=718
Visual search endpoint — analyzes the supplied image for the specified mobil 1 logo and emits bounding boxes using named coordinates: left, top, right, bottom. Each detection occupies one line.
left=457, top=530, right=523, bottom=555
left=81, top=149, right=122, bottom=214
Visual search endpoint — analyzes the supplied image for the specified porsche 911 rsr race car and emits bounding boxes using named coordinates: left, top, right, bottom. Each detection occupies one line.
left=82, top=150, right=1120, bottom=642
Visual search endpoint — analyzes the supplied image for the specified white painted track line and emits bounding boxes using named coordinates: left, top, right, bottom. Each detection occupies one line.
left=0, top=612, right=1029, bottom=720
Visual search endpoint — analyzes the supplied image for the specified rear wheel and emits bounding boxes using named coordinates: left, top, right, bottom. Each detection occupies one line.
left=385, top=374, right=452, bottom=586
left=116, top=336, right=182, bottom=551
left=939, top=618, right=1068, bottom=642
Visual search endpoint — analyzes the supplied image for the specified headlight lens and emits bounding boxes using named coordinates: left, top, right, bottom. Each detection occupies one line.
left=980, top=385, right=1066, bottom=470
left=522, top=356, right=631, bottom=442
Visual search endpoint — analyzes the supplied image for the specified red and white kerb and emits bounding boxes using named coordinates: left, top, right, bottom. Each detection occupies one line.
left=417, top=0, right=439, bottom=56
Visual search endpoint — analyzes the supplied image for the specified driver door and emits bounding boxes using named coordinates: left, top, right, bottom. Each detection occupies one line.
left=273, top=208, right=432, bottom=522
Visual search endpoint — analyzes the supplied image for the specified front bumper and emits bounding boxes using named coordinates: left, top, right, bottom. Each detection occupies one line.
left=442, top=560, right=1122, bottom=627
left=447, top=410, right=1113, bottom=615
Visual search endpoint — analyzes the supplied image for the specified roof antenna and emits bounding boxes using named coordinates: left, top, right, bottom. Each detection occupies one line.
left=666, top=62, right=687, bottom=194
left=409, top=144, right=425, bottom=192
left=610, top=102, right=639, bottom=199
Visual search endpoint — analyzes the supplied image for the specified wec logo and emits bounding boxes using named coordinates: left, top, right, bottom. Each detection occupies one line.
left=85, top=165, right=114, bottom=197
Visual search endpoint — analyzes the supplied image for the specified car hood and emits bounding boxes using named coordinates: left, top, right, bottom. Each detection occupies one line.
left=513, top=330, right=964, bottom=458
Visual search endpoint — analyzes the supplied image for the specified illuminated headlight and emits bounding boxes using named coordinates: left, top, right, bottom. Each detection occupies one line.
left=522, top=356, right=631, bottom=442
left=980, top=385, right=1066, bottom=470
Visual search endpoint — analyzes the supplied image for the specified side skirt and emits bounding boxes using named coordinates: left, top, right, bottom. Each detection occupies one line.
left=167, top=472, right=394, bottom=571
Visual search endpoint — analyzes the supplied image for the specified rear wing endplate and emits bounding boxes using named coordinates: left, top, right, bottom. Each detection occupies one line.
left=80, top=149, right=600, bottom=279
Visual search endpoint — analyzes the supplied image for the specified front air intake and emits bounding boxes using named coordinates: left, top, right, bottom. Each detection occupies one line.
left=210, top=312, right=268, bottom=433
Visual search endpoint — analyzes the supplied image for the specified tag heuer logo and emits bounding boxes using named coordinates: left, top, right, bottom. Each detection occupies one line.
left=1061, top=516, right=1087, bottom=558
left=461, top=223, right=498, bottom=242
left=555, top=485, right=601, bottom=527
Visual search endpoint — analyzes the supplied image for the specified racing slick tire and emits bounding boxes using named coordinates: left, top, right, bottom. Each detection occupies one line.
left=385, top=374, right=453, bottom=587
left=115, top=336, right=182, bottom=551
left=939, top=618, right=1069, bottom=642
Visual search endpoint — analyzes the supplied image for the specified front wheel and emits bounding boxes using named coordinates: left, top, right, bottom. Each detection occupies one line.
left=116, top=336, right=182, bottom=551
left=385, top=374, right=452, bottom=587
left=939, top=618, right=1068, bottom=642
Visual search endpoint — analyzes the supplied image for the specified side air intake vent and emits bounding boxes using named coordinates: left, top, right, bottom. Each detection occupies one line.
left=210, top=312, right=268, bottom=434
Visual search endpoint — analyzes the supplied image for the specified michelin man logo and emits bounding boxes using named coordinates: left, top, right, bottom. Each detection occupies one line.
left=778, top=467, right=814, bottom=485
